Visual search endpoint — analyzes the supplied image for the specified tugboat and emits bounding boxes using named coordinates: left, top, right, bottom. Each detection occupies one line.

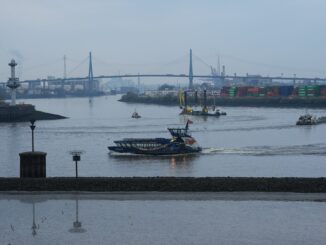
left=131, top=110, right=141, bottom=119
left=179, top=90, right=226, bottom=117
left=296, top=114, right=317, bottom=125
left=108, top=120, right=202, bottom=155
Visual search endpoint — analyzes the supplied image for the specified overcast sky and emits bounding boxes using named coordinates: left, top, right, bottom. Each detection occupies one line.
left=1, top=0, right=326, bottom=83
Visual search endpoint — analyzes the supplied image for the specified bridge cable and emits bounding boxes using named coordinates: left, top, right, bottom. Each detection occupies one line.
left=66, top=56, right=89, bottom=77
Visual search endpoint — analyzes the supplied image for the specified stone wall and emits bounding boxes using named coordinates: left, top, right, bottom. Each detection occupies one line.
left=1, top=177, right=326, bottom=192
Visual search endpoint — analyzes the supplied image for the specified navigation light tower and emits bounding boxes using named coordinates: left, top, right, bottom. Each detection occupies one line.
left=7, top=59, right=20, bottom=106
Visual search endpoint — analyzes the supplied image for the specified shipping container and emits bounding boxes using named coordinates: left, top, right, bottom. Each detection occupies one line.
left=236, top=86, right=248, bottom=97
left=247, top=87, right=259, bottom=93
left=320, top=86, right=326, bottom=96
left=279, top=85, right=294, bottom=96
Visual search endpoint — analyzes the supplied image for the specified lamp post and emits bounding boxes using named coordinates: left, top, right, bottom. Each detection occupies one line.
left=74, top=155, right=80, bottom=178
left=30, top=120, right=36, bottom=152
left=70, top=151, right=84, bottom=178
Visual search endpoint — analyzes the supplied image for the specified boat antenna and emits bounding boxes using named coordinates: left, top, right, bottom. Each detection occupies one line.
left=185, top=119, right=193, bottom=131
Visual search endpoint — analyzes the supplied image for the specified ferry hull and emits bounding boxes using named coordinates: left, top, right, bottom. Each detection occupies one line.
left=108, top=144, right=201, bottom=156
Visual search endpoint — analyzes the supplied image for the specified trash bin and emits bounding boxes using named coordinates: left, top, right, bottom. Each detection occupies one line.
left=19, top=151, right=47, bottom=178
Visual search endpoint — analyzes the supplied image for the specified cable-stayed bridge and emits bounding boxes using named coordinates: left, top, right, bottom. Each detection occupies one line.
left=1, top=50, right=326, bottom=94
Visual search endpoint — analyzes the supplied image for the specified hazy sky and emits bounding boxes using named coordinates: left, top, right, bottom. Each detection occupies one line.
left=1, top=0, right=326, bottom=83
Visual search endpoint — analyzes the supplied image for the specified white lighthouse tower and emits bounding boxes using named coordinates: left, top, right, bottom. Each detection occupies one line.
left=7, top=59, right=20, bottom=106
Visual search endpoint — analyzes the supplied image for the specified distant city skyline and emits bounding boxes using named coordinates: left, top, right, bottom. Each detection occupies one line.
left=1, top=0, right=326, bottom=84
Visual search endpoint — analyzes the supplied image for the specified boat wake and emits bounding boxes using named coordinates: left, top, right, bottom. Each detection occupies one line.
left=201, top=143, right=326, bottom=156
left=109, top=151, right=198, bottom=157
left=109, top=144, right=326, bottom=157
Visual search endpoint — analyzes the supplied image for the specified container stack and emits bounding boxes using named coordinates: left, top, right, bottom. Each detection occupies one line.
left=320, top=85, right=326, bottom=96
left=217, top=85, right=326, bottom=98
left=306, top=85, right=320, bottom=97
left=298, top=86, right=307, bottom=97
left=247, top=87, right=259, bottom=96
left=258, top=87, right=265, bottom=97
left=220, top=86, right=230, bottom=97
left=229, top=86, right=237, bottom=97
left=237, top=87, right=248, bottom=97
left=279, top=86, right=294, bottom=97
left=265, top=86, right=279, bottom=97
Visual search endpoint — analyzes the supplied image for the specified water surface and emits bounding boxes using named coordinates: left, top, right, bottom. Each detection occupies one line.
left=1, top=95, right=326, bottom=177
left=1, top=192, right=326, bottom=245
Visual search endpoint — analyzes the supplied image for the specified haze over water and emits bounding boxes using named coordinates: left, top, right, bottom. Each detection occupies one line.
left=1, top=95, right=326, bottom=177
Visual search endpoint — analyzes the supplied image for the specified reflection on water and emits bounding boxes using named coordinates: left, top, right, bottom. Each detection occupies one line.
left=69, top=198, right=86, bottom=234
left=1, top=193, right=326, bottom=245
left=31, top=202, right=38, bottom=236
left=17, top=195, right=87, bottom=239
left=19, top=196, right=45, bottom=238
left=169, top=155, right=195, bottom=169
left=110, top=153, right=198, bottom=175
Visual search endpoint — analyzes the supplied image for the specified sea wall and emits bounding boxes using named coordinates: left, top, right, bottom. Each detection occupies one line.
left=120, top=93, right=326, bottom=108
left=1, top=177, right=326, bottom=192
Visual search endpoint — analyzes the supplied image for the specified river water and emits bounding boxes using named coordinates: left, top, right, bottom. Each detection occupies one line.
left=1, top=95, right=326, bottom=177
left=1, top=192, right=326, bottom=245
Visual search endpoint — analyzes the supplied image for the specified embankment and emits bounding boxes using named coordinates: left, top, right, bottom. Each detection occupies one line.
left=120, top=93, right=326, bottom=108
left=1, top=177, right=326, bottom=192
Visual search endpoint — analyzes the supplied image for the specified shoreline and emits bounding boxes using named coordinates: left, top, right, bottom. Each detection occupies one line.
left=120, top=93, right=326, bottom=108
left=1, top=177, right=326, bottom=193
left=1, top=191, right=326, bottom=202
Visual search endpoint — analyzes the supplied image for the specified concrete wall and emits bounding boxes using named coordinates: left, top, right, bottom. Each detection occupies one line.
left=1, top=177, right=326, bottom=192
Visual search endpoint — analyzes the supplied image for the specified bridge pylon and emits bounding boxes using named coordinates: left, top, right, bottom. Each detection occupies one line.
left=189, top=49, right=193, bottom=89
left=87, top=51, right=94, bottom=93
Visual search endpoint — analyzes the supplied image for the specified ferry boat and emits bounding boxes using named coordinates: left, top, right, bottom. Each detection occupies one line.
left=108, top=120, right=201, bottom=155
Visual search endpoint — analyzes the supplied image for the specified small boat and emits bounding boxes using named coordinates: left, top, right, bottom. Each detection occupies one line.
left=296, top=114, right=317, bottom=125
left=108, top=120, right=202, bottom=155
left=132, top=111, right=141, bottom=119
left=296, top=114, right=326, bottom=125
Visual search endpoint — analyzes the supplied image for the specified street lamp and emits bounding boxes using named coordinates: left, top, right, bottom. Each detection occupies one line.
left=69, top=150, right=84, bottom=178
left=30, top=119, right=36, bottom=152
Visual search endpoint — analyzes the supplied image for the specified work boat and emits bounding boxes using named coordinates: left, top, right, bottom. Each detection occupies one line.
left=179, top=90, right=226, bottom=117
left=108, top=121, right=202, bottom=155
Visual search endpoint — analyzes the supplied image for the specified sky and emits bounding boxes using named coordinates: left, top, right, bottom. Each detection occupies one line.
left=1, top=0, right=326, bottom=83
